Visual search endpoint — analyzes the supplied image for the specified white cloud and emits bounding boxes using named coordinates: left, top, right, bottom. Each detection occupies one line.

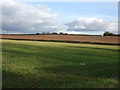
left=65, top=18, right=118, bottom=34
left=2, top=0, right=66, bottom=34
left=1, top=0, right=118, bottom=35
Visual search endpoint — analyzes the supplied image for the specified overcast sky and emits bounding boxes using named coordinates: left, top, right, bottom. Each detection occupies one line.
left=1, top=0, right=118, bottom=35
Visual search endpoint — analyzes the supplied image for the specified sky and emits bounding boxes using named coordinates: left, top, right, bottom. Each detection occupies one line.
left=1, top=0, right=118, bottom=35
left=28, top=2, right=117, bottom=20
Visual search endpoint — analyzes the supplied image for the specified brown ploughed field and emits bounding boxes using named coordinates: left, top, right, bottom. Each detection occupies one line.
left=1, top=34, right=119, bottom=44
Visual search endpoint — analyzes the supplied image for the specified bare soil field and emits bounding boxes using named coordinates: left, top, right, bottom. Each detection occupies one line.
left=1, top=34, right=119, bottom=45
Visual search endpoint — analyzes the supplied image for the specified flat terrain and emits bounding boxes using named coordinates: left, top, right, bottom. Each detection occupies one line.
left=2, top=39, right=119, bottom=88
left=1, top=34, right=119, bottom=44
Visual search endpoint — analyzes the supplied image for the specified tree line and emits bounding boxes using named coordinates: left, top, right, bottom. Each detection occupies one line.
left=103, top=31, right=120, bottom=36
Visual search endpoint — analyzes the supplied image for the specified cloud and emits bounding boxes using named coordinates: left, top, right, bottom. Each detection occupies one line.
left=1, top=0, right=118, bottom=35
left=65, top=18, right=118, bottom=33
left=2, top=0, right=66, bottom=34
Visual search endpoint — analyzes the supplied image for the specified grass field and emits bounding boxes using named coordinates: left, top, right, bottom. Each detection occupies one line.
left=2, top=39, right=119, bottom=88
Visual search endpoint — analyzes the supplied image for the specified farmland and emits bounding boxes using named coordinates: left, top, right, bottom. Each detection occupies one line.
left=1, top=34, right=119, bottom=45
left=2, top=39, right=119, bottom=88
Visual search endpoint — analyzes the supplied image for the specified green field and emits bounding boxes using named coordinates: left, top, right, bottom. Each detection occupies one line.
left=2, top=39, right=119, bottom=88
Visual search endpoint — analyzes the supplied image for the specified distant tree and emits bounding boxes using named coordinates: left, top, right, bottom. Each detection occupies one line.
left=103, top=31, right=110, bottom=36
left=109, top=33, right=115, bottom=36
left=52, top=32, right=57, bottom=34
left=60, top=32, right=63, bottom=34
left=64, top=33, right=67, bottom=35
left=36, top=33, right=40, bottom=35
left=103, top=31, right=115, bottom=36
left=59, top=32, right=67, bottom=35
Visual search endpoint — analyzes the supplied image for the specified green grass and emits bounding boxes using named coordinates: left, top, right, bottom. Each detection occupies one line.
left=2, top=39, right=119, bottom=88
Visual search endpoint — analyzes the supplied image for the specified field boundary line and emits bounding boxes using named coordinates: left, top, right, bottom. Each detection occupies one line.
left=1, top=38, right=120, bottom=46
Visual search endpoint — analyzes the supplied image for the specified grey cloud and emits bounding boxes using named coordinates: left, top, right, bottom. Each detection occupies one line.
left=2, top=0, right=65, bottom=34
left=1, top=0, right=118, bottom=35
left=65, top=18, right=118, bottom=33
